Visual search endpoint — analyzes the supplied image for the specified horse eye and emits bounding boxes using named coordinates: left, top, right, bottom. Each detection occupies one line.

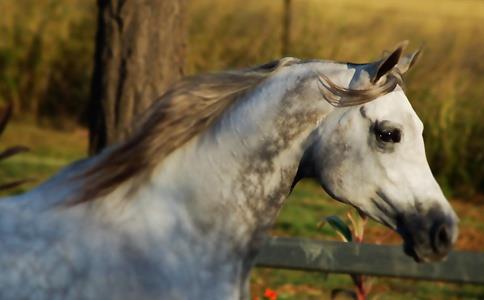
left=375, top=128, right=401, bottom=143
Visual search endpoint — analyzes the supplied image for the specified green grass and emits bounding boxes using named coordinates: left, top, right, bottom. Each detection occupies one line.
left=253, top=268, right=484, bottom=300
left=252, top=180, right=484, bottom=299
left=275, top=181, right=354, bottom=239
left=0, top=122, right=87, bottom=195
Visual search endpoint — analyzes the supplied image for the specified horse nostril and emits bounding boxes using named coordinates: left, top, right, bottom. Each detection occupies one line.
left=431, top=223, right=452, bottom=255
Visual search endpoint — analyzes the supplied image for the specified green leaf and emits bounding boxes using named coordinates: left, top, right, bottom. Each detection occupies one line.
left=321, top=215, right=353, bottom=242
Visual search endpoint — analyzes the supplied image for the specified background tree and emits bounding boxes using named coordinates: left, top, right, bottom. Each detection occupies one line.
left=88, top=0, right=188, bottom=154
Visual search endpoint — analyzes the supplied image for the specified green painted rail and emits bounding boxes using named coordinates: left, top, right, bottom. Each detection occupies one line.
left=255, top=237, right=484, bottom=285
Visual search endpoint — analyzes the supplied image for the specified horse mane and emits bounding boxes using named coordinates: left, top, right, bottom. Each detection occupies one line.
left=70, top=58, right=301, bottom=204
left=70, top=58, right=403, bottom=204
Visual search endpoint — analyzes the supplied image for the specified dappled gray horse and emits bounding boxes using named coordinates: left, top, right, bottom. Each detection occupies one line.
left=0, top=43, right=458, bottom=299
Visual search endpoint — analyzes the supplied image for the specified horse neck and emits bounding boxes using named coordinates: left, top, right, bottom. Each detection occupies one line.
left=126, top=67, right=331, bottom=247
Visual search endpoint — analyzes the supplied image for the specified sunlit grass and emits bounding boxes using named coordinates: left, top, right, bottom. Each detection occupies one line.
left=1, top=0, right=482, bottom=194
left=187, top=0, right=484, bottom=196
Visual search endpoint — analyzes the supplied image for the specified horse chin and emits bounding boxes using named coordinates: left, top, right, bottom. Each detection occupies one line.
left=403, top=241, right=426, bottom=263
left=402, top=238, right=449, bottom=263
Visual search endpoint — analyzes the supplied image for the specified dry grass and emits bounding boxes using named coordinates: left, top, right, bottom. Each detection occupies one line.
left=187, top=0, right=484, bottom=195
left=0, top=0, right=482, bottom=194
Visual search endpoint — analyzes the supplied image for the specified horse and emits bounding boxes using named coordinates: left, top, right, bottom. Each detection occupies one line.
left=0, top=43, right=458, bottom=299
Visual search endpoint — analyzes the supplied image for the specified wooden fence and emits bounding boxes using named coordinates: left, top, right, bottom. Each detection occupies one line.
left=255, top=237, right=484, bottom=285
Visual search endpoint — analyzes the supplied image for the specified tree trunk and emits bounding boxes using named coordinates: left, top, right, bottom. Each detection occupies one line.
left=88, top=0, right=187, bottom=154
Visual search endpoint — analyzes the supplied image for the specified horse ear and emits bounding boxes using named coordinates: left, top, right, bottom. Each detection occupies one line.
left=396, top=48, right=422, bottom=74
left=368, top=41, right=407, bottom=84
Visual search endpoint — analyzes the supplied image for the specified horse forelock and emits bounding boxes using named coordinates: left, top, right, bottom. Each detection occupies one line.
left=318, top=68, right=404, bottom=107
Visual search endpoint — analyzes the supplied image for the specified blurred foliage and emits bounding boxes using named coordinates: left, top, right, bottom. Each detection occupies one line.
left=0, top=0, right=95, bottom=126
left=0, top=0, right=483, bottom=194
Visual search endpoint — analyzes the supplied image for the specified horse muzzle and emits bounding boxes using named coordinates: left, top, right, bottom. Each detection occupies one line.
left=397, top=206, right=459, bottom=263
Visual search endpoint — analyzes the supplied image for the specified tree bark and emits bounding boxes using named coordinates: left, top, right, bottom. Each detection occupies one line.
left=88, top=0, right=187, bottom=154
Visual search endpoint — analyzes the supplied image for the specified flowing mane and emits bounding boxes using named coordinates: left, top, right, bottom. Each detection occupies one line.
left=70, top=58, right=294, bottom=204
left=71, top=58, right=402, bottom=204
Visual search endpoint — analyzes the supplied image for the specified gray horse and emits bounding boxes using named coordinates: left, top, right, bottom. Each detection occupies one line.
left=0, top=43, right=458, bottom=299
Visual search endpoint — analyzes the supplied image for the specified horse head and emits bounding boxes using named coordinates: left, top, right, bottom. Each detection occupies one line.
left=302, top=44, right=458, bottom=262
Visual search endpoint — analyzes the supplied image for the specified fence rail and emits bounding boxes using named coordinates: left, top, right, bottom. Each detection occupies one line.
left=255, top=237, right=484, bottom=285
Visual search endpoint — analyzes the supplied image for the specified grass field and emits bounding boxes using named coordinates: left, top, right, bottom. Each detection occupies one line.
left=188, top=0, right=484, bottom=196
left=1, top=0, right=483, bottom=193
left=2, top=123, right=483, bottom=299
